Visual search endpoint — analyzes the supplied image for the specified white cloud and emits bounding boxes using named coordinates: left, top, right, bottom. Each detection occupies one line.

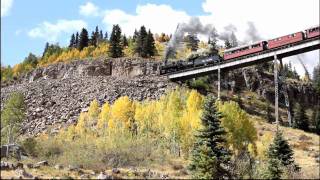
left=102, top=4, right=190, bottom=36
left=28, top=20, right=87, bottom=42
left=1, top=0, right=13, bottom=17
left=79, top=2, right=99, bottom=17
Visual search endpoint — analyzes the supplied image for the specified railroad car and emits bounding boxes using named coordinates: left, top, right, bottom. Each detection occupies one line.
left=223, top=41, right=267, bottom=60
left=267, top=32, right=304, bottom=49
left=305, top=26, right=320, bottom=39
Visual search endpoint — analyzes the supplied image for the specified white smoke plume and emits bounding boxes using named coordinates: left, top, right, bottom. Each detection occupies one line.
left=164, top=17, right=218, bottom=61
left=244, top=21, right=262, bottom=43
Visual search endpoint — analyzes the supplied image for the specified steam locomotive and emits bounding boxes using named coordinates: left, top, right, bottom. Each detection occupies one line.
left=160, top=25, right=319, bottom=75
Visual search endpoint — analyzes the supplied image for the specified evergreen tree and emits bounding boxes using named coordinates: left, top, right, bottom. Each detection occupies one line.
left=90, top=31, right=97, bottom=47
left=121, top=35, right=128, bottom=47
left=108, top=24, right=123, bottom=58
left=23, top=53, right=38, bottom=67
left=146, top=30, right=156, bottom=57
left=135, top=26, right=148, bottom=57
left=99, top=30, right=103, bottom=43
left=104, top=32, right=108, bottom=41
left=230, top=32, right=238, bottom=47
left=132, top=29, right=139, bottom=42
left=265, top=157, right=283, bottom=179
left=79, top=28, right=89, bottom=50
left=75, top=32, right=79, bottom=49
left=69, top=33, right=76, bottom=48
left=42, top=42, right=49, bottom=58
left=268, top=131, right=299, bottom=170
left=224, top=39, right=232, bottom=49
left=189, top=96, right=231, bottom=179
left=293, top=103, right=309, bottom=131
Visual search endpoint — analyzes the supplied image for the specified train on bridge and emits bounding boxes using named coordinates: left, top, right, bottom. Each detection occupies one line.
left=160, top=25, right=319, bottom=75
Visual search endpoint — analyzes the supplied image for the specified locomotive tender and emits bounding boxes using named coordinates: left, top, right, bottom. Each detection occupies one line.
left=160, top=26, right=319, bottom=75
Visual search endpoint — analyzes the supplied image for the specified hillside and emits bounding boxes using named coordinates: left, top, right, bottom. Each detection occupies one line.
left=1, top=57, right=319, bottom=179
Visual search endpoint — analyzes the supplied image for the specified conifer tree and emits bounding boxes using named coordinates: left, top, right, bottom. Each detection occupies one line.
left=265, top=157, right=283, bottom=179
left=135, top=26, right=148, bottom=57
left=268, top=131, right=299, bottom=170
left=75, top=32, right=79, bottom=49
left=42, top=42, right=49, bottom=57
left=104, top=32, right=108, bottom=41
left=189, top=96, right=231, bottom=179
left=90, top=31, right=97, bottom=47
left=146, top=30, right=156, bottom=57
left=121, top=35, right=128, bottom=47
left=108, top=24, right=123, bottom=58
left=69, top=33, right=76, bottom=48
left=185, top=34, right=199, bottom=51
left=99, top=30, right=103, bottom=43
left=293, top=103, right=309, bottom=131
left=79, top=28, right=89, bottom=50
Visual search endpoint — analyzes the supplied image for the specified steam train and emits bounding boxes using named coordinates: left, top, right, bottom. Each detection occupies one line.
left=160, top=25, right=319, bottom=75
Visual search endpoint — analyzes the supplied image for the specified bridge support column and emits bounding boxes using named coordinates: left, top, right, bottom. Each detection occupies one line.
left=218, top=67, right=221, bottom=100
left=274, top=54, right=279, bottom=129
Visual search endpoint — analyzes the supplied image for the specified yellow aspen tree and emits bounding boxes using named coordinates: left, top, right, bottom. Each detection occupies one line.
left=97, top=102, right=110, bottom=130
left=87, top=99, right=100, bottom=128
left=218, top=101, right=258, bottom=155
left=75, top=112, right=89, bottom=136
left=110, top=96, right=135, bottom=130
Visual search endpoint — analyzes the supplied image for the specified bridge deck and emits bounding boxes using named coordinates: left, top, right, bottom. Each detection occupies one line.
left=168, top=38, right=320, bottom=81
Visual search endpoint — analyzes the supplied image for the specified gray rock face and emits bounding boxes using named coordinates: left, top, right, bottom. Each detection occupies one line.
left=1, top=58, right=175, bottom=136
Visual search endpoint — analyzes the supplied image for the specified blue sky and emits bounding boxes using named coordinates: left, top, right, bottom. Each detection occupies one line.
left=1, top=0, right=319, bottom=75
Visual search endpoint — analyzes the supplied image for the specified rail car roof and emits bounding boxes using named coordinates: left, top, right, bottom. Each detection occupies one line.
left=224, top=40, right=265, bottom=53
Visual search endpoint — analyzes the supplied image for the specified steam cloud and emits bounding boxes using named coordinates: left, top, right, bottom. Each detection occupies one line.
left=164, top=17, right=218, bottom=61
left=244, top=21, right=262, bottom=43
left=164, top=18, right=263, bottom=61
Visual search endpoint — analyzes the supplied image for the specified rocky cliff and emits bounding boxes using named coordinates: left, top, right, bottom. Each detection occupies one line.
left=1, top=58, right=175, bottom=135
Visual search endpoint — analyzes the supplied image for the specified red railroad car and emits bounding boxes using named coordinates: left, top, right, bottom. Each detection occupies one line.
left=224, top=41, right=267, bottom=60
left=305, top=26, right=320, bottom=39
left=267, top=32, right=304, bottom=49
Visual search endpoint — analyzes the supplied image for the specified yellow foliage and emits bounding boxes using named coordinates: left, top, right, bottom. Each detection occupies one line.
left=134, top=101, right=158, bottom=134
left=88, top=99, right=100, bottom=120
left=218, top=101, right=258, bottom=154
left=92, top=43, right=109, bottom=57
left=155, top=41, right=165, bottom=57
left=199, top=41, right=208, bottom=49
left=256, top=131, right=273, bottom=159
left=97, top=102, right=110, bottom=130
left=175, top=45, right=192, bottom=59
left=12, top=64, right=24, bottom=76
left=75, top=112, right=89, bottom=135
left=110, top=96, right=135, bottom=129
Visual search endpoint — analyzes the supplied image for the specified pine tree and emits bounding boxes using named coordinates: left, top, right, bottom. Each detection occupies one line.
left=146, top=30, right=156, bottom=57
left=99, top=30, right=103, bottom=43
left=224, top=39, right=232, bottom=49
left=69, top=33, right=76, bottom=48
left=121, top=35, right=128, bottom=47
left=293, top=103, right=309, bottom=131
left=265, top=157, right=283, bottom=179
left=75, top=32, right=79, bottom=49
left=132, top=29, right=139, bottom=43
left=189, top=96, right=231, bottom=179
left=268, top=131, right=299, bottom=170
left=108, top=24, right=123, bottom=58
left=42, top=42, right=49, bottom=57
left=135, top=26, right=148, bottom=57
left=79, top=28, right=89, bottom=50
left=90, top=31, right=97, bottom=47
